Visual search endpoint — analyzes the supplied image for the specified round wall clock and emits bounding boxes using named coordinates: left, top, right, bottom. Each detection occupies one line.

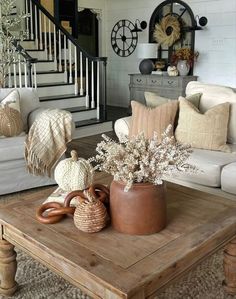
left=111, top=20, right=138, bottom=57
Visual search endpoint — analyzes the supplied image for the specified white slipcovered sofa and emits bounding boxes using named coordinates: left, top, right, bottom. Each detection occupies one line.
left=114, top=82, right=236, bottom=198
left=0, top=88, right=57, bottom=195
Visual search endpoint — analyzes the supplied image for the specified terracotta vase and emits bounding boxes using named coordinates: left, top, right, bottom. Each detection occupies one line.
left=177, top=60, right=190, bottom=76
left=110, top=180, right=167, bottom=235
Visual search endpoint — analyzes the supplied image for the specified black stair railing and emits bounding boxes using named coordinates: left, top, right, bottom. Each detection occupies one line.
left=24, top=0, right=108, bottom=120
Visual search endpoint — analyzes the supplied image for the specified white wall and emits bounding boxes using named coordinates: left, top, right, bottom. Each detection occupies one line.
left=105, top=0, right=236, bottom=107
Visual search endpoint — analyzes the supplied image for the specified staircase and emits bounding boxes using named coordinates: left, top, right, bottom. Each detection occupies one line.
left=6, top=0, right=112, bottom=138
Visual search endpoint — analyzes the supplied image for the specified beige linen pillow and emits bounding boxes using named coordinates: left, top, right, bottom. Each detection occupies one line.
left=129, top=100, right=179, bottom=140
left=0, top=90, right=24, bottom=137
left=175, top=99, right=231, bottom=152
left=145, top=91, right=202, bottom=108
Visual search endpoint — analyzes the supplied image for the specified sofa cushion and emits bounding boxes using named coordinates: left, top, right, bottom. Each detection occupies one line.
left=173, top=146, right=236, bottom=187
left=129, top=100, right=178, bottom=140
left=221, top=162, right=236, bottom=195
left=186, top=81, right=236, bottom=144
left=0, top=88, right=40, bottom=131
left=175, top=99, right=230, bottom=152
left=145, top=92, right=202, bottom=108
left=0, top=134, right=26, bottom=162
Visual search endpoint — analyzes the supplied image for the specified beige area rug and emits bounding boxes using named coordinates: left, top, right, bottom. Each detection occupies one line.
left=1, top=248, right=235, bottom=299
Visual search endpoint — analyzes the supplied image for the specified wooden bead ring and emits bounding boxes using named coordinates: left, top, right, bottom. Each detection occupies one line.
left=36, top=202, right=65, bottom=224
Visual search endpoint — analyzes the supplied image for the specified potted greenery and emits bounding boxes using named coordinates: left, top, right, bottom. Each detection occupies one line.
left=171, top=47, right=199, bottom=76
left=91, top=125, right=197, bottom=235
left=0, top=0, right=28, bottom=87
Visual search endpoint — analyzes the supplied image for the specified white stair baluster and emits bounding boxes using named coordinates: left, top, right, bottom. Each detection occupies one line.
left=53, top=25, right=57, bottom=70
left=80, top=52, right=83, bottom=95
left=44, top=14, right=48, bottom=59
left=39, top=10, right=43, bottom=50
left=29, top=0, right=33, bottom=40
left=25, top=0, right=29, bottom=39
left=91, top=61, right=94, bottom=108
left=48, top=20, right=52, bottom=60
left=68, top=40, right=72, bottom=83
left=33, top=64, right=37, bottom=89
left=34, top=5, right=38, bottom=48
left=24, top=61, right=27, bottom=88
left=63, top=35, right=67, bottom=82
left=74, top=46, right=78, bottom=94
left=18, top=55, right=22, bottom=88
left=96, top=62, right=100, bottom=119
left=58, top=30, right=62, bottom=71
left=13, top=62, right=17, bottom=88
left=8, top=49, right=12, bottom=87
left=85, top=57, right=89, bottom=107
left=8, top=66, right=12, bottom=88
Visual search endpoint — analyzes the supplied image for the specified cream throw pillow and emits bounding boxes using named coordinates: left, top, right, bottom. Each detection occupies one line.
left=145, top=91, right=202, bottom=108
left=175, top=99, right=231, bottom=152
left=0, top=89, right=21, bottom=112
left=129, top=100, right=178, bottom=140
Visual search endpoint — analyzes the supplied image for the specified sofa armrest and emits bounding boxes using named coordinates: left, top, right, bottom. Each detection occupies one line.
left=28, top=108, right=76, bottom=137
left=27, top=108, right=46, bottom=130
left=114, top=116, right=132, bottom=141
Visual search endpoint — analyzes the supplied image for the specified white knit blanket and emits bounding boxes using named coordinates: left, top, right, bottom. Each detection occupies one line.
left=25, top=109, right=73, bottom=177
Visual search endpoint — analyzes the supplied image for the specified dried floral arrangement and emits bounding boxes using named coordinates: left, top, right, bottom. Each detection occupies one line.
left=90, top=125, right=198, bottom=192
left=0, top=0, right=28, bottom=87
left=171, top=47, right=199, bottom=67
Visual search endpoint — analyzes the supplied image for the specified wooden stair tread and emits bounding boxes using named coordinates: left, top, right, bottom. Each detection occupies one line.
left=40, top=94, right=85, bottom=101
left=66, top=106, right=96, bottom=113
left=37, top=82, right=74, bottom=87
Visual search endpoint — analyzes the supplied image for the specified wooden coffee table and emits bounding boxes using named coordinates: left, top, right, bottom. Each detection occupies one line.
left=1, top=174, right=236, bottom=298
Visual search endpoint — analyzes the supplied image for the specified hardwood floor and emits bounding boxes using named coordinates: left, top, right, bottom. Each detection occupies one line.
left=67, top=131, right=117, bottom=160
left=67, top=105, right=127, bottom=159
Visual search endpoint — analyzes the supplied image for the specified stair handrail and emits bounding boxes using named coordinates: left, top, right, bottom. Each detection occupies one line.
left=2, top=26, right=38, bottom=87
left=31, top=0, right=107, bottom=63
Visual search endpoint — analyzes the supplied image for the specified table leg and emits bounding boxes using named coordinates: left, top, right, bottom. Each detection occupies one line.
left=223, top=238, right=236, bottom=295
left=0, top=239, right=17, bottom=296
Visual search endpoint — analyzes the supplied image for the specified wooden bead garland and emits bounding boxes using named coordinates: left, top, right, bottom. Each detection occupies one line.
left=36, top=184, right=109, bottom=233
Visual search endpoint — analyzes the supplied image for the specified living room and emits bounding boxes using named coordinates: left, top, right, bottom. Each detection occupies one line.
left=0, top=0, right=236, bottom=298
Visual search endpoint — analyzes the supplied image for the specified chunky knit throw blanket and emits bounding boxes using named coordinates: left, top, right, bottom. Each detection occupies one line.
left=25, top=109, right=73, bottom=177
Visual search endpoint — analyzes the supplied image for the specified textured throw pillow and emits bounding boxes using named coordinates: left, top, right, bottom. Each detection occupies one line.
left=175, top=99, right=231, bottom=152
left=129, top=100, right=179, bottom=140
left=145, top=91, right=202, bottom=108
left=0, top=90, right=23, bottom=137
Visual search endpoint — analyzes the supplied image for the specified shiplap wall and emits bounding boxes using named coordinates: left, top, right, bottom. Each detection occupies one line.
left=105, top=0, right=236, bottom=107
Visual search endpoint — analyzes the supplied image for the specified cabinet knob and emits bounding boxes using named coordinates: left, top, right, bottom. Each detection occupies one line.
left=152, top=80, right=157, bottom=83
left=168, top=80, right=174, bottom=84
left=136, top=79, right=142, bottom=82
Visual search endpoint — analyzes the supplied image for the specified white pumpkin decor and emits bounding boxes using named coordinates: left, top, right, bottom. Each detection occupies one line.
left=167, top=66, right=178, bottom=76
left=54, top=150, right=94, bottom=192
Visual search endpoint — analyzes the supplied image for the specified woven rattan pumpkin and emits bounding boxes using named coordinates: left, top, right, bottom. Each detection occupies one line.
left=73, top=190, right=108, bottom=233
left=0, top=106, right=23, bottom=137
left=54, top=150, right=94, bottom=192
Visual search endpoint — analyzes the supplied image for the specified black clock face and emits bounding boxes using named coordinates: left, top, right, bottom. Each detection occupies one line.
left=111, top=20, right=138, bottom=57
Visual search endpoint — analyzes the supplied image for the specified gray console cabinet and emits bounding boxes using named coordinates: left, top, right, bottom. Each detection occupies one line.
left=129, top=74, right=198, bottom=104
